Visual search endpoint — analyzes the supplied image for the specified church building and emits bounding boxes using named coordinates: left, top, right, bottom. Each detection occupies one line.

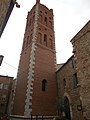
left=10, top=0, right=90, bottom=120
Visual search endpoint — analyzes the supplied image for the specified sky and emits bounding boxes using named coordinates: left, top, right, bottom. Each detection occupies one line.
left=0, top=0, right=90, bottom=78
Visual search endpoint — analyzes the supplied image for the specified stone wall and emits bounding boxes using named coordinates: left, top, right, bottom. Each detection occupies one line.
left=56, top=55, right=83, bottom=120
left=71, top=20, right=90, bottom=119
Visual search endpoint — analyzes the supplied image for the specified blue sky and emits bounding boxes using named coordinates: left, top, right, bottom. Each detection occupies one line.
left=0, top=0, right=90, bottom=78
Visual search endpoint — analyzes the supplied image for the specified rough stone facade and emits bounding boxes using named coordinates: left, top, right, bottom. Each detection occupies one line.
left=0, top=75, right=14, bottom=117
left=71, top=20, right=90, bottom=119
left=56, top=55, right=83, bottom=120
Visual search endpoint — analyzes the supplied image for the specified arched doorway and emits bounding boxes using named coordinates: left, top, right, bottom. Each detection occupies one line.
left=64, top=96, right=71, bottom=120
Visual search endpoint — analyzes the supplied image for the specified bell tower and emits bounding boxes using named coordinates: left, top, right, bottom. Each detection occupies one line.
left=12, top=0, right=57, bottom=117
left=36, top=0, right=40, bottom=3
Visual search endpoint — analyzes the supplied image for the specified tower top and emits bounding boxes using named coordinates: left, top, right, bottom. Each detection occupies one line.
left=36, top=0, right=40, bottom=3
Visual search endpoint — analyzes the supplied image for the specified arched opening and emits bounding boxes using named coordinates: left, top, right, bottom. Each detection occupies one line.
left=42, top=79, right=47, bottom=91
left=64, top=96, right=71, bottom=120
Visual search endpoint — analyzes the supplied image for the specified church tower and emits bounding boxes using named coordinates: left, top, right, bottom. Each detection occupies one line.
left=12, top=0, right=57, bottom=117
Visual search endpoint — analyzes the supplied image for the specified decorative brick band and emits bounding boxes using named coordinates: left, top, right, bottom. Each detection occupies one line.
left=24, top=3, right=39, bottom=117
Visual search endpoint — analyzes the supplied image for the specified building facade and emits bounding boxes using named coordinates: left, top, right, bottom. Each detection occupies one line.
left=57, top=21, right=90, bottom=120
left=0, top=75, right=14, bottom=117
left=56, top=55, right=83, bottom=120
left=12, top=0, right=57, bottom=118
left=0, top=0, right=20, bottom=37
left=71, top=20, right=90, bottom=120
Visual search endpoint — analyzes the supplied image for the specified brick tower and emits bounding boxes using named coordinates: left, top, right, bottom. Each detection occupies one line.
left=12, top=0, right=57, bottom=117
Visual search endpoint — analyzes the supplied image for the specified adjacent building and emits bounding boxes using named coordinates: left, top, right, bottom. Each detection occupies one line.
left=56, top=20, right=90, bottom=120
left=56, top=55, right=83, bottom=120
left=0, top=0, right=20, bottom=37
left=71, top=20, right=90, bottom=120
left=0, top=75, right=15, bottom=117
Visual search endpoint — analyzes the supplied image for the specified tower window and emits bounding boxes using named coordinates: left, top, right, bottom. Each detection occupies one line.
left=44, top=34, right=47, bottom=46
left=45, top=12, right=47, bottom=14
left=49, top=21, right=52, bottom=29
left=40, top=11, right=42, bottom=13
left=29, top=34, right=32, bottom=44
left=42, top=79, right=47, bottom=91
left=50, top=39, right=53, bottom=49
left=22, top=41, right=26, bottom=50
left=39, top=15, right=42, bottom=22
left=44, top=17, right=47, bottom=25
left=38, top=33, right=42, bottom=44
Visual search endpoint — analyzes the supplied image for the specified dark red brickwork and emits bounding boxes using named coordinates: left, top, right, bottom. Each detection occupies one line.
left=12, top=1, right=57, bottom=116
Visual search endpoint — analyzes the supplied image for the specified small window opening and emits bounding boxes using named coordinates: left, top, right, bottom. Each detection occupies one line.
left=44, top=17, right=47, bottom=25
left=42, top=79, right=47, bottom=91
left=39, top=15, right=42, bottom=22
left=44, top=34, right=47, bottom=46
left=63, top=78, right=66, bottom=89
left=73, top=73, right=78, bottom=88
left=38, top=33, right=42, bottom=44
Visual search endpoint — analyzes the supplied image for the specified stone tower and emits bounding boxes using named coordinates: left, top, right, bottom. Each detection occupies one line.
left=12, top=0, right=57, bottom=117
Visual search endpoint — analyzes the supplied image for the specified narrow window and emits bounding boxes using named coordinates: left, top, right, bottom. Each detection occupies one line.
left=50, top=39, right=53, bottom=49
left=72, top=73, right=78, bottom=88
left=44, top=17, right=47, bottom=25
left=44, top=34, right=47, bottom=46
left=72, top=57, right=76, bottom=68
left=38, top=33, right=42, bottom=44
left=22, top=40, right=26, bottom=50
left=42, top=79, right=47, bottom=91
left=29, top=34, right=32, bottom=44
left=49, top=21, right=52, bottom=29
left=39, top=15, right=42, bottom=22
left=63, top=78, right=66, bottom=89
left=45, top=12, right=47, bottom=14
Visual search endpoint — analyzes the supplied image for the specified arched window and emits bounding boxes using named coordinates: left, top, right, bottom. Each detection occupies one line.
left=44, top=17, right=47, bottom=25
left=22, top=40, right=26, bottom=50
left=39, top=14, right=42, bottom=22
left=42, top=79, right=47, bottom=91
left=50, top=39, right=53, bottom=49
left=38, top=33, right=42, bottom=44
left=29, top=34, right=32, bottom=44
left=49, top=21, right=52, bottom=29
left=44, top=34, right=47, bottom=46
left=63, top=78, right=66, bottom=89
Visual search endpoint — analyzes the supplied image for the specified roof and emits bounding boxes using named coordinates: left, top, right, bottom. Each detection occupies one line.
left=56, top=55, right=74, bottom=72
left=70, top=20, right=90, bottom=43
